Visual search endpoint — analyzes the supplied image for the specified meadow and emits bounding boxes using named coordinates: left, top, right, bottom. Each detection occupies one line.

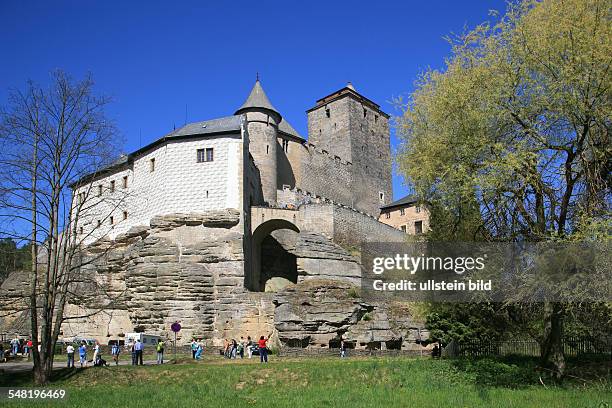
left=0, top=356, right=610, bottom=408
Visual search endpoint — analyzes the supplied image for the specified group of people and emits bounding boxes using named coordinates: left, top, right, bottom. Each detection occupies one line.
left=64, top=338, right=166, bottom=368
left=221, top=334, right=272, bottom=363
left=190, top=338, right=205, bottom=360
left=0, top=338, right=44, bottom=362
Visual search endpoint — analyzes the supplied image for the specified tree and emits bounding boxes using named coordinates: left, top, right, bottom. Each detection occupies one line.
left=397, top=0, right=610, bottom=378
left=0, top=71, right=125, bottom=384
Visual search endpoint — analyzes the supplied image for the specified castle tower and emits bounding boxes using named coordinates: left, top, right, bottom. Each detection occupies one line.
left=306, top=83, right=392, bottom=215
left=236, top=79, right=280, bottom=205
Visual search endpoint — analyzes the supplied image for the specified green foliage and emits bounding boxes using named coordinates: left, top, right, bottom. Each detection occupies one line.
left=453, top=358, right=540, bottom=388
left=426, top=303, right=514, bottom=344
left=0, top=238, right=31, bottom=281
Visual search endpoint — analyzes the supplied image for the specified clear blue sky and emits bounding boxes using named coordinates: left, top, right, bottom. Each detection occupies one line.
left=0, top=0, right=506, bottom=200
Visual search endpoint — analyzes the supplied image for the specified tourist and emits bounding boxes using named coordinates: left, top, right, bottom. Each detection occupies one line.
left=156, top=339, right=164, bottom=364
left=0, top=343, right=5, bottom=363
left=78, top=341, right=87, bottom=368
left=10, top=338, right=19, bottom=356
left=223, top=339, right=230, bottom=358
left=258, top=333, right=272, bottom=363
left=238, top=337, right=245, bottom=359
left=231, top=339, right=238, bottom=359
left=66, top=343, right=75, bottom=368
left=191, top=338, right=198, bottom=359
left=130, top=341, right=137, bottom=365
left=195, top=339, right=203, bottom=360
left=92, top=341, right=100, bottom=364
left=246, top=336, right=253, bottom=359
left=111, top=342, right=120, bottom=366
left=340, top=340, right=346, bottom=358
left=134, top=339, right=144, bottom=365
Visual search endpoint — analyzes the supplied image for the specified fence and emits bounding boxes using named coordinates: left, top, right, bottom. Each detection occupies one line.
left=443, top=336, right=612, bottom=358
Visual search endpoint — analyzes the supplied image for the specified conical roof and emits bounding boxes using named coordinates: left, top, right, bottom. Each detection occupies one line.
left=235, top=80, right=281, bottom=117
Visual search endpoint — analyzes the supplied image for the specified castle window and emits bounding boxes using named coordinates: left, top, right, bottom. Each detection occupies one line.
left=282, top=139, right=289, bottom=153
left=400, top=208, right=405, bottom=216
left=363, top=108, right=367, bottom=118
left=197, top=148, right=214, bottom=162
left=206, top=190, right=209, bottom=198
left=400, top=225, right=406, bottom=233
left=123, top=175, right=128, bottom=188
left=110, top=216, right=114, bottom=225
left=98, top=185, right=103, bottom=197
left=385, top=212, right=390, bottom=219
left=110, top=180, right=115, bottom=193
left=375, top=114, right=378, bottom=123
left=379, top=192, right=384, bottom=202
left=266, top=145, right=269, bottom=154
left=79, top=226, right=83, bottom=235
left=150, top=158, right=155, bottom=172
left=97, top=220, right=101, bottom=227
left=415, top=221, right=423, bottom=234
left=416, top=206, right=421, bottom=213
left=123, top=211, right=128, bottom=220
left=325, top=108, right=330, bottom=118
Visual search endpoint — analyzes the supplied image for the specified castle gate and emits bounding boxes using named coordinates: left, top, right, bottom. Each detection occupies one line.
left=249, top=207, right=302, bottom=292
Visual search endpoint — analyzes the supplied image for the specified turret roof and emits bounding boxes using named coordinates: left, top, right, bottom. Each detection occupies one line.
left=235, top=80, right=281, bottom=117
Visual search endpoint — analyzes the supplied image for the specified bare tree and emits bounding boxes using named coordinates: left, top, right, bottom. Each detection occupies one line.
left=0, top=71, right=126, bottom=384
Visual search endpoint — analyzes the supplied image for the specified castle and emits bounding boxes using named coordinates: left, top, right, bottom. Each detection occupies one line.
left=3, top=81, right=423, bottom=348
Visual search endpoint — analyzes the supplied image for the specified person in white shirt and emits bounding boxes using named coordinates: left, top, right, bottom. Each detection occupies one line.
left=66, top=344, right=75, bottom=368
left=92, top=342, right=100, bottom=365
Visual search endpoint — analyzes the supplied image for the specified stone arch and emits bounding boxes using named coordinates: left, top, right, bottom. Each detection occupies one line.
left=249, top=219, right=300, bottom=292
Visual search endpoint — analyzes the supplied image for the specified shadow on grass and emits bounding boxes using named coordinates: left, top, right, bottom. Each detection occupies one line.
left=0, top=367, right=80, bottom=387
left=448, top=354, right=612, bottom=389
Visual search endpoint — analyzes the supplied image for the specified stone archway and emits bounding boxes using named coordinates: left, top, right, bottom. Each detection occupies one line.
left=249, top=219, right=300, bottom=292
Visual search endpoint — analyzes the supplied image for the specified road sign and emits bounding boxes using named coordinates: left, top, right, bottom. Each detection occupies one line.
left=171, top=322, right=181, bottom=333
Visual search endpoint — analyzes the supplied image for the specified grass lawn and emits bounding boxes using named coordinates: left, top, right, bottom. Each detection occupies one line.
left=0, top=356, right=610, bottom=408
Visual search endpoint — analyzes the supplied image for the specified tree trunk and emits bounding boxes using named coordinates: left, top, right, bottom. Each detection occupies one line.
left=541, top=302, right=565, bottom=381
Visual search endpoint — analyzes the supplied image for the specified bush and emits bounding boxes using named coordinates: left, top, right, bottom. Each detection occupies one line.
left=453, top=358, right=539, bottom=388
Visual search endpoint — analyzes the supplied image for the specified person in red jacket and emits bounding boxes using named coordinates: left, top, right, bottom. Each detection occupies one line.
left=258, top=333, right=272, bottom=363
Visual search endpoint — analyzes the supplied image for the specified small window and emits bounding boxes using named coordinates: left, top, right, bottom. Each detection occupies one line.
left=400, top=225, right=406, bottom=233
left=110, top=216, right=114, bottom=225
left=379, top=192, right=385, bottom=202
left=415, top=221, right=423, bottom=234
left=79, top=227, right=83, bottom=235
left=197, top=148, right=214, bottom=163
left=150, top=158, right=155, bottom=172
left=282, top=139, right=289, bottom=153
left=416, top=206, right=421, bottom=213
left=325, top=108, right=330, bottom=118
left=400, top=208, right=405, bottom=216
left=385, top=212, right=390, bottom=219
left=97, top=220, right=101, bottom=227
left=206, top=190, right=209, bottom=198
left=98, top=185, right=103, bottom=197
left=123, top=211, right=128, bottom=220
left=110, top=180, right=115, bottom=193
left=363, top=108, right=367, bottom=118
left=375, top=114, right=378, bottom=123
left=266, top=145, right=269, bottom=154
left=123, top=175, right=128, bottom=188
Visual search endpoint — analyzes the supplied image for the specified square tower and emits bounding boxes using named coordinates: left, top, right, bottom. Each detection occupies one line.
left=306, top=83, right=392, bottom=215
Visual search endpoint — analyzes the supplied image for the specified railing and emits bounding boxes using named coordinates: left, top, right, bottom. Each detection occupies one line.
left=442, top=336, right=612, bottom=358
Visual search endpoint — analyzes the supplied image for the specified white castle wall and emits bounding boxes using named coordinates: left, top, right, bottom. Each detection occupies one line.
left=74, top=133, right=243, bottom=244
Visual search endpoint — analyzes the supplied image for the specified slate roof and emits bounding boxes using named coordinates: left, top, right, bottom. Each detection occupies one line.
left=235, top=80, right=280, bottom=117
left=380, top=194, right=418, bottom=210
left=278, top=118, right=304, bottom=141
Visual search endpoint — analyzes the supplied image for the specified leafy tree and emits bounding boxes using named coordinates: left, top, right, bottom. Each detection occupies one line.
left=397, top=0, right=610, bottom=379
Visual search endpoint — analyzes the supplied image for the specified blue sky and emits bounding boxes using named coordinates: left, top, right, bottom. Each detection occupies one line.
left=0, top=0, right=506, bottom=200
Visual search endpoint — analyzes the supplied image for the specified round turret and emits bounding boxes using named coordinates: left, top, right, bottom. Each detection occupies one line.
left=236, top=79, right=280, bottom=205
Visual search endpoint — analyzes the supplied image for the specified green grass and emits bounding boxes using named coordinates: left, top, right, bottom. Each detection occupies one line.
left=0, top=356, right=610, bottom=408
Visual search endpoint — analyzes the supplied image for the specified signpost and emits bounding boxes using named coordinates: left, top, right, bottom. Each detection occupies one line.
left=170, top=322, right=181, bottom=362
